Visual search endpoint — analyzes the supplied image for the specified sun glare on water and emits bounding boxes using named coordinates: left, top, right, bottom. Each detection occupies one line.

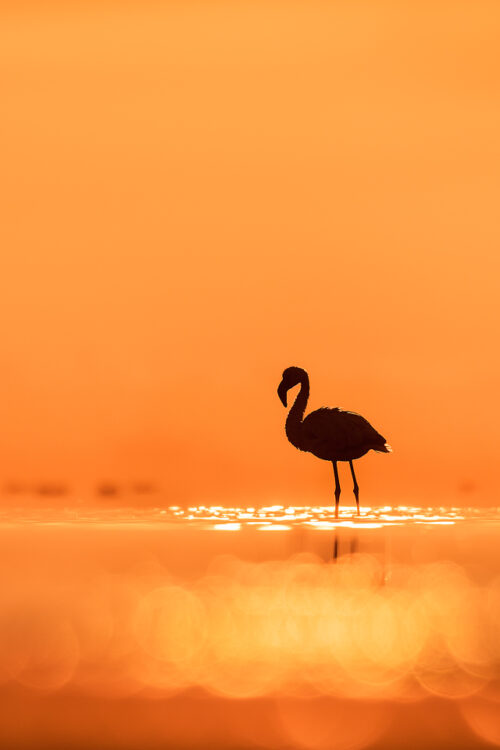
left=165, top=504, right=468, bottom=531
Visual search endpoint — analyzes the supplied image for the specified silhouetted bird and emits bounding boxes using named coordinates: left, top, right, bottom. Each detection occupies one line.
left=277, top=367, right=391, bottom=517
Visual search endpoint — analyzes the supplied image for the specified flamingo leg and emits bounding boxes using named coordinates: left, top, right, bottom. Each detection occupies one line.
left=349, top=460, right=360, bottom=516
left=332, top=461, right=341, bottom=518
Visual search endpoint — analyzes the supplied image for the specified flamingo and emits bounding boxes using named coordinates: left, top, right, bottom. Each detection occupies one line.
left=277, top=366, right=391, bottom=517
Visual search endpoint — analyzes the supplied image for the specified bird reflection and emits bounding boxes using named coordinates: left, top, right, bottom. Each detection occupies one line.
left=332, top=531, right=359, bottom=561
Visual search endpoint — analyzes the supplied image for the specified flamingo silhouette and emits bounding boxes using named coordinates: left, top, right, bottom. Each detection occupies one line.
left=277, top=367, right=391, bottom=517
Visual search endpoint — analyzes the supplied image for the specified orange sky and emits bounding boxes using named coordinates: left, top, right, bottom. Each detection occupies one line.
left=1, top=1, right=500, bottom=506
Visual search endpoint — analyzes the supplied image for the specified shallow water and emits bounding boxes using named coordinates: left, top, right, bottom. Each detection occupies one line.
left=1, top=506, right=500, bottom=749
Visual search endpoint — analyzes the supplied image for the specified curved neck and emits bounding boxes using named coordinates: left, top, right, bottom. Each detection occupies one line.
left=285, top=375, right=309, bottom=448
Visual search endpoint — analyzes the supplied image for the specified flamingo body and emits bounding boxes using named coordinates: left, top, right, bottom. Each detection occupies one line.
left=300, top=407, right=390, bottom=462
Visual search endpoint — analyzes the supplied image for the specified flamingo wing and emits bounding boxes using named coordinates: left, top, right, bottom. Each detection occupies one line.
left=301, top=408, right=388, bottom=454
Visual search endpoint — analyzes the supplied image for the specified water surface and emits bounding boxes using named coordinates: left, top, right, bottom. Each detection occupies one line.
left=1, top=506, right=500, bottom=749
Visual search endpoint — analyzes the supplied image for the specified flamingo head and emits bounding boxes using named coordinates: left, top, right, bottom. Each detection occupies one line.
left=277, top=366, right=306, bottom=407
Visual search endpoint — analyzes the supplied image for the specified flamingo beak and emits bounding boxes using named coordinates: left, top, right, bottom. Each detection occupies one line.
left=277, top=381, right=287, bottom=407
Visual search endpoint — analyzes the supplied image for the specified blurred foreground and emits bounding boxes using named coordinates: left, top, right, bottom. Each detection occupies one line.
left=1, top=506, right=500, bottom=748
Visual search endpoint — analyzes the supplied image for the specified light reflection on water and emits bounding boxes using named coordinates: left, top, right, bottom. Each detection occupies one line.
left=3, top=539, right=500, bottom=704
left=0, top=504, right=493, bottom=529
left=2, top=506, right=500, bottom=748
